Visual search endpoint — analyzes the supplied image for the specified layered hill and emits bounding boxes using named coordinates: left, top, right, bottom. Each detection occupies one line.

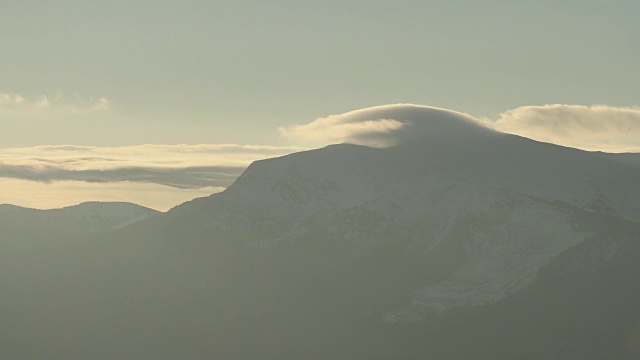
left=0, top=201, right=159, bottom=253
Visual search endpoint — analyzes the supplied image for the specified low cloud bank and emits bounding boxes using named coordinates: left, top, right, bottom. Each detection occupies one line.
left=0, top=144, right=305, bottom=189
left=0, top=163, right=242, bottom=189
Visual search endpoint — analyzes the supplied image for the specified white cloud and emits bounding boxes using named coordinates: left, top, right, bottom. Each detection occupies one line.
left=0, top=94, right=25, bottom=105
left=490, top=104, right=640, bottom=152
left=92, top=97, right=111, bottom=111
left=0, top=92, right=111, bottom=113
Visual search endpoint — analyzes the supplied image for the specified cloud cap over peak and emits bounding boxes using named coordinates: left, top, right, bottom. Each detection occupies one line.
left=279, top=103, right=494, bottom=148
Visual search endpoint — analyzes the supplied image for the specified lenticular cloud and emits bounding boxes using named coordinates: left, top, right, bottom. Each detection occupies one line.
left=279, top=104, right=490, bottom=148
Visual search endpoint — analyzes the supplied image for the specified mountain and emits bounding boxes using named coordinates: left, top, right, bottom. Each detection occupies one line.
left=169, top=106, right=640, bottom=317
left=2, top=105, right=640, bottom=359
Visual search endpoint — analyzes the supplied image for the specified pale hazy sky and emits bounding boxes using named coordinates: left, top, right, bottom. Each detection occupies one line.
left=1, top=1, right=639, bottom=210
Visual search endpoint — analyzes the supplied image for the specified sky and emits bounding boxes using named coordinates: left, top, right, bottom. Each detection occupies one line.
left=1, top=0, right=639, bottom=210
